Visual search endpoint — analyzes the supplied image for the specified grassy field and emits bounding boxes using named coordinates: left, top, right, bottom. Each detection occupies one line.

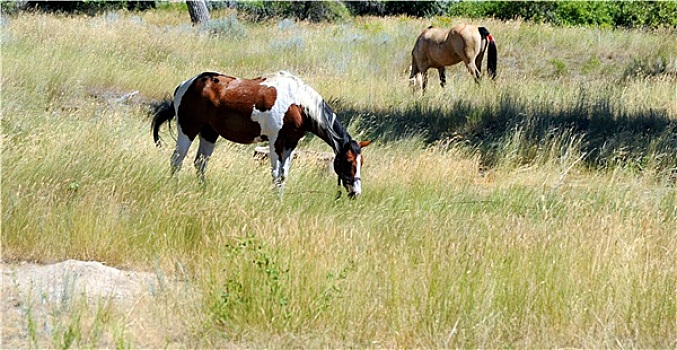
left=2, top=8, right=676, bottom=348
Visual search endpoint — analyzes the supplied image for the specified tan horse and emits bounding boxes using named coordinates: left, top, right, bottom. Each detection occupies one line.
left=410, top=24, right=497, bottom=92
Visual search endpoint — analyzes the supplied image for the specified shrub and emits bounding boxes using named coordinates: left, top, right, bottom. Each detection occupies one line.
left=18, top=1, right=156, bottom=15
left=610, top=1, right=677, bottom=28
left=382, top=0, right=448, bottom=17
left=236, top=1, right=349, bottom=23
left=202, top=14, right=248, bottom=39
left=346, top=0, right=448, bottom=18
left=623, top=54, right=675, bottom=80
left=344, top=1, right=388, bottom=16
left=446, top=1, right=677, bottom=29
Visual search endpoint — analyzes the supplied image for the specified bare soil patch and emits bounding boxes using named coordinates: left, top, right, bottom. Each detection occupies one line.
left=1, top=260, right=194, bottom=348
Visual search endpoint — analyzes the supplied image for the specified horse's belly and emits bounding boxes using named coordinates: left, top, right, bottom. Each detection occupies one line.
left=212, top=114, right=263, bottom=144
left=220, top=130, right=262, bottom=144
left=428, top=47, right=461, bottom=67
left=430, top=52, right=461, bottom=68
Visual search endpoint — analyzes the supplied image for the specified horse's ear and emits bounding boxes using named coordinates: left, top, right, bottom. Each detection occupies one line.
left=359, top=140, right=372, bottom=148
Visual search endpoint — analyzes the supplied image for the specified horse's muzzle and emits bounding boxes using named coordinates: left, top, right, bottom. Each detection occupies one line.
left=346, top=178, right=362, bottom=199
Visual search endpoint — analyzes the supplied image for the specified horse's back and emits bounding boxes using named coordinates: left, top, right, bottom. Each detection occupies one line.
left=430, top=24, right=482, bottom=64
left=181, top=71, right=276, bottom=112
left=417, top=26, right=449, bottom=44
left=413, top=26, right=462, bottom=68
left=174, top=71, right=278, bottom=143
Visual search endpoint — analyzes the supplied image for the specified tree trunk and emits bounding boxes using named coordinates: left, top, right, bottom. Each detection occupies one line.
left=186, top=0, right=210, bottom=25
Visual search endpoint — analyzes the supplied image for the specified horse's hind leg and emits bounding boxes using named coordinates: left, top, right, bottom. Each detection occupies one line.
left=438, top=67, right=447, bottom=88
left=171, top=124, right=193, bottom=175
left=194, top=137, right=215, bottom=184
left=475, top=49, right=485, bottom=77
left=194, top=127, right=217, bottom=183
left=465, top=61, right=481, bottom=83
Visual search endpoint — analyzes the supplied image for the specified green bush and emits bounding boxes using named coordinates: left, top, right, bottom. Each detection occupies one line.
left=15, top=1, right=156, bottom=15
left=345, top=1, right=448, bottom=17
left=446, top=1, right=677, bottom=29
left=7, top=0, right=676, bottom=28
left=610, top=1, right=677, bottom=28
left=623, top=54, right=674, bottom=80
left=382, top=0, right=448, bottom=17
left=236, top=1, right=349, bottom=23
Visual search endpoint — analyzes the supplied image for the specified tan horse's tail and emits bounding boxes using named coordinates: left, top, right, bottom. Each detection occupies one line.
left=478, top=27, right=497, bottom=79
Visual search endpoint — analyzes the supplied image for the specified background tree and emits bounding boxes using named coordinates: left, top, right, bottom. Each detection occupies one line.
left=187, top=0, right=210, bottom=25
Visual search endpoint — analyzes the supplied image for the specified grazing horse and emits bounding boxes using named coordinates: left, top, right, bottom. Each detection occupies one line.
left=151, top=70, right=371, bottom=198
left=410, top=24, right=497, bottom=92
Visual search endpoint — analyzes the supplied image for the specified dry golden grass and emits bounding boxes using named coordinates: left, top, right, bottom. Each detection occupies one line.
left=2, top=8, right=675, bottom=348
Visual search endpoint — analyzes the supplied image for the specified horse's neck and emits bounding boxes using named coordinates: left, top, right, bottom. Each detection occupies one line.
left=306, top=110, right=350, bottom=155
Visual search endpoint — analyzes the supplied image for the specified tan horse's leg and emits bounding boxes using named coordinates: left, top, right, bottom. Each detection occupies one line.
left=438, top=67, right=447, bottom=88
left=410, top=70, right=425, bottom=94
left=475, top=44, right=485, bottom=77
left=465, top=61, right=481, bottom=83
left=460, top=34, right=482, bottom=83
left=421, top=70, right=429, bottom=91
left=409, top=58, right=426, bottom=94
left=412, top=67, right=428, bottom=94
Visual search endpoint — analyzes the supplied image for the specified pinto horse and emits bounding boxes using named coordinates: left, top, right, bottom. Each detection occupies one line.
left=410, top=24, right=497, bottom=92
left=152, top=70, right=371, bottom=198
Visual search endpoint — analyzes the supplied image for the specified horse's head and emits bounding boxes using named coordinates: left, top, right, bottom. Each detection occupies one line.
left=334, top=140, right=372, bottom=199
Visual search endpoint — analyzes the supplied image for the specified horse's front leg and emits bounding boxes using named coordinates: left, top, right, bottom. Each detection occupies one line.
left=269, top=148, right=282, bottom=187
left=420, top=70, right=430, bottom=92
left=269, top=144, right=294, bottom=190
left=411, top=68, right=428, bottom=95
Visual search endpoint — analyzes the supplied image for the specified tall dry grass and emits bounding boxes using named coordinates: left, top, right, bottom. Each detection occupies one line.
left=2, top=8, right=675, bottom=348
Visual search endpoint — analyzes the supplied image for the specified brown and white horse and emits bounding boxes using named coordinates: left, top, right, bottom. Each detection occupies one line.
left=410, top=24, right=497, bottom=92
left=152, top=70, right=371, bottom=198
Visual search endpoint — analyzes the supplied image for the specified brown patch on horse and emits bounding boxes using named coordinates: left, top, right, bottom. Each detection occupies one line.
left=177, top=72, right=278, bottom=144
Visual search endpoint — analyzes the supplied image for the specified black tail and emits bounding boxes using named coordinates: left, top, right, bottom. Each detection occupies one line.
left=150, top=99, right=175, bottom=147
left=478, top=26, right=497, bottom=79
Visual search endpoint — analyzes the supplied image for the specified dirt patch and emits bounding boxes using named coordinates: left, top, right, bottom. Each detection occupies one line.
left=3, top=260, right=159, bottom=302
left=1, top=260, right=196, bottom=348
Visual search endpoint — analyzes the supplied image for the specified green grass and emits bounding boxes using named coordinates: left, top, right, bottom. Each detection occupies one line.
left=2, top=9, right=676, bottom=348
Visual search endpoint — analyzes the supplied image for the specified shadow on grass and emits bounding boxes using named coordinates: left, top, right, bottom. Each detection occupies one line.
left=332, top=91, right=677, bottom=171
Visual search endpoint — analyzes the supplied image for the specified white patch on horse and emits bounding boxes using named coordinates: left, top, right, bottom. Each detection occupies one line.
left=351, top=154, right=362, bottom=196
left=250, top=71, right=324, bottom=185
left=355, top=155, right=362, bottom=179
left=254, top=72, right=299, bottom=128
left=173, top=76, right=198, bottom=122
left=251, top=106, right=282, bottom=141
left=250, top=73, right=294, bottom=141
left=257, top=71, right=342, bottom=152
